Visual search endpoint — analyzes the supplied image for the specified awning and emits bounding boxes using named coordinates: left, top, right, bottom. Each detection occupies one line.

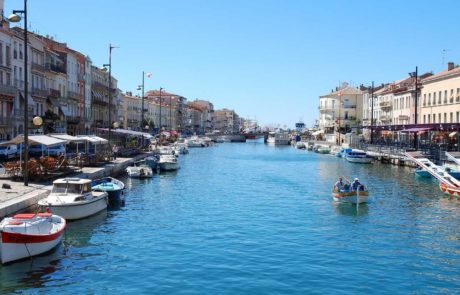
left=400, top=127, right=431, bottom=133
left=48, top=133, right=86, bottom=143
left=97, top=128, right=153, bottom=139
left=0, top=135, right=66, bottom=146
left=76, top=135, right=108, bottom=144
left=449, top=131, right=457, bottom=137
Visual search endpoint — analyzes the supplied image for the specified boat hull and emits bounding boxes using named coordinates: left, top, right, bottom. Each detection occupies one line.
left=159, top=162, right=180, bottom=171
left=439, top=183, right=460, bottom=197
left=346, top=157, right=373, bottom=164
left=92, top=177, right=125, bottom=206
left=0, top=214, right=66, bottom=264
left=39, top=193, right=108, bottom=220
left=332, top=191, right=369, bottom=204
left=126, top=166, right=153, bottom=178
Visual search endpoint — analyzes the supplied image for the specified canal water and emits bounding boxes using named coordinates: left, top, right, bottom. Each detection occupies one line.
left=1, top=140, right=460, bottom=294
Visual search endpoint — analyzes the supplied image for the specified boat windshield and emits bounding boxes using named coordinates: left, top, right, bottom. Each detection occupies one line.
left=52, top=183, right=82, bottom=194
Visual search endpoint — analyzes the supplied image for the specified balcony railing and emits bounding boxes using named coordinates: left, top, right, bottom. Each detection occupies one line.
left=45, top=62, right=66, bottom=74
left=31, top=62, right=45, bottom=72
left=398, top=115, right=409, bottom=120
left=14, top=79, right=24, bottom=89
left=0, top=83, right=17, bottom=97
left=48, top=88, right=61, bottom=98
left=380, top=101, right=392, bottom=108
left=67, top=116, right=80, bottom=124
left=67, top=91, right=80, bottom=101
left=31, top=87, right=48, bottom=98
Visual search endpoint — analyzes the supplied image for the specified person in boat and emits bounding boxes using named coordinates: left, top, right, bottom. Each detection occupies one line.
left=351, top=178, right=362, bottom=191
left=334, top=177, right=344, bottom=190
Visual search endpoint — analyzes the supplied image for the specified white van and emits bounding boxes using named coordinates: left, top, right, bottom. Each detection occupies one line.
left=0, top=144, right=18, bottom=160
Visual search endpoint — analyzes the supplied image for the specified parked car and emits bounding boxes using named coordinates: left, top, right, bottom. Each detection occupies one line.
left=29, top=144, right=66, bottom=156
left=0, top=144, right=18, bottom=160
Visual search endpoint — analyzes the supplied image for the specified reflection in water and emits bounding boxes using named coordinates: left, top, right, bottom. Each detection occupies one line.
left=64, top=210, right=108, bottom=248
left=333, top=202, right=369, bottom=217
left=0, top=247, right=61, bottom=293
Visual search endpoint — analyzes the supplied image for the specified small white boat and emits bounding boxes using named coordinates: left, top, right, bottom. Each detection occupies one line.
left=332, top=180, right=369, bottom=204
left=38, top=178, right=108, bottom=220
left=158, top=154, right=180, bottom=171
left=295, top=142, right=306, bottom=149
left=345, top=150, right=373, bottom=163
left=174, top=143, right=189, bottom=154
left=316, top=145, right=331, bottom=154
left=126, top=165, right=154, bottom=178
left=187, top=136, right=206, bottom=147
left=0, top=213, right=66, bottom=264
left=266, top=132, right=290, bottom=145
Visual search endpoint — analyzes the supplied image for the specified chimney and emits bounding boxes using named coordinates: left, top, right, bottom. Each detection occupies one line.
left=448, top=62, right=455, bottom=71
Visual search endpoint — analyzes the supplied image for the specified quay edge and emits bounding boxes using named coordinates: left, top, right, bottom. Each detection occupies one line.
left=0, top=153, right=151, bottom=219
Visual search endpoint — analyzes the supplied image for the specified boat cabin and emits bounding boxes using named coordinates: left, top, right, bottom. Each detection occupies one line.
left=52, top=178, right=92, bottom=196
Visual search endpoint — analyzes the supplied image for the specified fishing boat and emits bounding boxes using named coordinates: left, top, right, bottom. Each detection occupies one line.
left=38, top=178, right=108, bottom=220
left=91, top=177, right=125, bottom=206
left=345, top=150, right=373, bottom=164
left=126, top=165, right=153, bottom=178
left=332, top=178, right=369, bottom=204
left=158, top=154, right=180, bottom=171
left=0, top=213, right=66, bottom=264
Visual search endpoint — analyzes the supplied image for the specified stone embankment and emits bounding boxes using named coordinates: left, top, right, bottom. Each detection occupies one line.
left=0, top=153, right=149, bottom=218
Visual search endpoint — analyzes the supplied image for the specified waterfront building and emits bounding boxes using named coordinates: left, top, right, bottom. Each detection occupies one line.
left=0, top=22, right=16, bottom=140
left=91, top=65, right=118, bottom=130
left=146, top=89, right=184, bottom=132
left=212, top=108, right=240, bottom=134
left=318, top=83, right=364, bottom=143
left=186, top=104, right=205, bottom=134
left=84, top=56, right=93, bottom=133
left=122, top=92, right=142, bottom=130
left=188, top=99, right=214, bottom=133
left=420, top=62, right=460, bottom=125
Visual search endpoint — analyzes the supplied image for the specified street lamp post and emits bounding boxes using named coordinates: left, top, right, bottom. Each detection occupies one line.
left=137, top=71, right=145, bottom=131
left=159, top=87, right=163, bottom=133
left=370, top=81, right=374, bottom=144
left=169, top=96, right=172, bottom=131
left=409, top=66, right=418, bottom=149
left=8, top=0, right=29, bottom=186
left=103, top=44, right=117, bottom=146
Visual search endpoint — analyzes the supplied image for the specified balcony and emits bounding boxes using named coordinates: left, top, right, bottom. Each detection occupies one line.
left=31, top=62, right=45, bottom=72
left=379, top=101, right=392, bottom=110
left=67, top=91, right=80, bottom=101
left=45, top=62, right=66, bottom=74
left=0, top=115, right=12, bottom=127
left=398, top=115, right=409, bottom=121
left=14, top=79, right=24, bottom=89
left=380, top=115, right=392, bottom=122
left=0, top=83, right=17, bottom=98
left=48, top=88, right=61, bottom=98
left=31, top=87, right=48, bottom=98
left=67, top=116, right=80, bottom=124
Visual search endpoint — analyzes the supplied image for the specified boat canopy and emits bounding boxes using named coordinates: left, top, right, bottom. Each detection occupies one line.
left=97, top=128, right=153, bottom=139
left=48, top=133, right=86, bottom=143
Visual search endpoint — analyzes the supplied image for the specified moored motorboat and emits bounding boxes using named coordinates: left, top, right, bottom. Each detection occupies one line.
left=295, top=141, right=306, bottom=149
left=0, top=213, right=66, bottom=264
left=345, top=150, right=373, bottom=163
left=38, top=178, right=108, bottom=220
left=91, top=177, right=125, bottom=206
left=126, top=165, right=154, bottom=178
left=158, top=154, right=180, bottom=171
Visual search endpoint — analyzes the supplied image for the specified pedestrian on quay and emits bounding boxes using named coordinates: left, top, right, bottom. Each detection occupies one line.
left=112, top=145, right=118, bottom=160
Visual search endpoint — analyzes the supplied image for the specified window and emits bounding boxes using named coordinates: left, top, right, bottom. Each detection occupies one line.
left=450, top=89, right=454, bottom=103
left=423, top=94, right=426, bottom=106
left=450, top=112, right=453, bottom=123
left=439, top=91, right=442, bottom=104
left=428, top=93, right=431, bottom=106
left=444, top=90, right=448, bottom=103
left=444, top=113, right=447, bottom=123
left=457, top=112, right=459, bottom=123
left=19, top=44, right=23, bottom=60
left=423, top=115, right=426, bottom=123
left=457, top=88, right=460, bottom=102
left=0, top=43, right=3, bottom=66
left=433, top=92, right=436, bottom=105
left=439, top=113, right=442, bottom=123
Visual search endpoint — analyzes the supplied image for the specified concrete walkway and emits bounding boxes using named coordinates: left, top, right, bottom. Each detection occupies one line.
left=0, top=153, right=149, bottom=218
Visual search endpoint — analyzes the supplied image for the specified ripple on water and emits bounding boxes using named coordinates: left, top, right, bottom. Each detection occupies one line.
left=2, top=141, right=460, bottom=294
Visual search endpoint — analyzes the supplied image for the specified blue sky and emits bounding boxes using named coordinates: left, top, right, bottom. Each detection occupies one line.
left=4, top=0, right=460, bottom=127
